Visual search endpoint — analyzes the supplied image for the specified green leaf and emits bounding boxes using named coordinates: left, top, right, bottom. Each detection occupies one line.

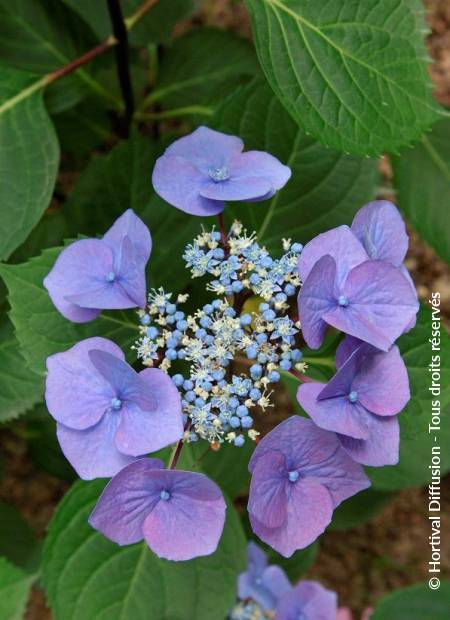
left=0, top=68, right=59, bottom=261
left=245, top=0, right=440, bottom=155
left=0, top=321, right=43, bottom=423
left=0, top=502, right=37, bottom=569
left=25, top=406, right=76, bottom=481
left=147, top=28, right=258, bottom=112
left=392, top=118, right=450, bottom=262
left=371, top=581, right=450, bottom=620
left=213, top=79, right=378, bottom=250
left=61, top=0, right=198, bottom=46
left=0, top=556, right=34, bottom=620
left=42, top=479, right=246, bottom=620
left=0, top=247, right=139, bottom=376
left=369, top=306, right=450, bottom=490
left=63, top=132, right=201, bottom=292
left=329, top=488, right=393, bottom=530
left=0, top=0, right=117, bottom=110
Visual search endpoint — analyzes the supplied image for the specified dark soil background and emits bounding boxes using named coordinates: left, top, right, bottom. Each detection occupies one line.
left=0, top=1, right=448, bottom=618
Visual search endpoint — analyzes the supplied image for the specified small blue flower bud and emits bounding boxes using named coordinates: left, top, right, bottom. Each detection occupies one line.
left=146, top=326, right=159, bottom=339
left=195, top=397, right=205, bottom=407
left=224, top=307, right=236, bottom=317
left=140, top=314, right=151, bottom=325
left=249, top=388, right=261, bottom=400
left=259, top=303, right=270, bottom=312
left=268, top=370, right=280, bottom=382
left=280, top=359, right=292, bottom=371
left=213, top=248, right=225, bottom=260
left=184, top=390, right=196, bottom=402
left=172, top=374, right=184, bottom=387
left=260, top=256, right=273, bottom=268
left=200, top=316, right=212, bottom=328
left=166, top=336, right=178, bottom=348
left=246, top=345, right=258, bottom=359
left=174, top=311, right=184, bottom=321
left=291, top=243, right=303, bottom=253
left=202, top=381, right=213, bottom=392
left=275, top=293, right=287, bottom=302
left=229, top=396, right=240, bottom=410
left=291, top=349, right=303, bottom=362
left=256, top=333, right=268, bottom=344
left=176, top=319, right=188, bottom=331
left=211, top=231, right=221, bottom=241
left=250, top=364, right=263, bottom=379
left=183, top=379, right=193, bottom=391
left=230, top=416, right=241, bottom=428
left=231, top=280, right=243, bottom=293
left=241, top=416, right=253, bottom=428
left=195, top=328, right=207, bottom=340
left=166, top=315, right=176, bottom=324
left=263, top=309, right=276, bottom=321
left=177, top=349, right=186, bottom=359
left=240, top=313, right=252, bottom=326
left=284, top=283, right=296, bottom=296
left=212, top=299, right=222, bottom=309
left=165, top=348, right=177, bottom=360
left=166, top=303, right=177, bottom=315
left=234, top=435, right=245, bottom=447
left=203, top=304, right=214, bottom=315
left=257, top=353, right=268, bottom=364
left=236, top=405, right=248, bottom=417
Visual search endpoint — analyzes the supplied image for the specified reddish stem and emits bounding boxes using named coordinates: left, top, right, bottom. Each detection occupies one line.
left=169, top=420, right=192, bottom=470
left=289, top=368, right=314, bottom=383
left=45, top=38, right=115, bottom=86
left=217, top=213, right=229, bottom=256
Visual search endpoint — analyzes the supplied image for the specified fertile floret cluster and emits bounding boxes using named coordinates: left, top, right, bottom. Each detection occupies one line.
left=133, top=222, right=305, bottom=447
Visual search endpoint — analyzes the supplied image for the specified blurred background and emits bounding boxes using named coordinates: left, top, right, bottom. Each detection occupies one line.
left=0, top=1, right=449, bottom=618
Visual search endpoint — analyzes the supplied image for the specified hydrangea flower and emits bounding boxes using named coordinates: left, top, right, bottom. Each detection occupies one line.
left=44, top=209, right=151, bottom=323
left=238, top=542, right=291, bottom=611
left=297, top=208, right=419, bottom=350
left=275, top=580, right=337, bottom=620
left=152, top=126, right=291, bottom=216
left=350, top=200, right=417, bottom=330
left=89, top=458, right=226, bottom=561
left=247, top=416, right=370, bottom=557
left=297, top=336, right=410, bottom=466
left=45, top=337, right=183, bottom=479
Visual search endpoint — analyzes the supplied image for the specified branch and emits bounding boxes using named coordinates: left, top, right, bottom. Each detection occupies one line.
left=107, top=0, right=135, bottom=135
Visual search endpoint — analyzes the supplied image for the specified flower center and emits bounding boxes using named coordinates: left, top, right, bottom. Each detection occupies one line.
left=338, top=295, right=349, bottom=307
left=208, top=166, right=229, bottom=182
left=288, top=470, right=300, bottom=483
left=160, top=490, right=171, bottom=501
left=106, top=271, right=116, bottom=283
left=110, top=397, right=122, bottom=410
left=348, top=390, right=358, bottom=403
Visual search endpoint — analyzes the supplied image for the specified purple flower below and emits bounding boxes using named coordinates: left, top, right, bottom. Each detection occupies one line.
left=89, top=458, right=226, bottom=561
left=44, top=209, right=151, bottom=323
left=275, top=580, right=337, bottom=620
left=152, top=126, right=291, bottom=216
left=297, top=336, right=410, bottom=466
left=247, top=416, right=370, bottom=557
left=238, top=542, right=291, bottom=611
left=45, top=337, right=183, bottom=479
left=297, top=203, right=419, bottom=351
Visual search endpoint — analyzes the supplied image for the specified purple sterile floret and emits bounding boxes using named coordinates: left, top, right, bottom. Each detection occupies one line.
left=297, top=221, right=418, bottom=351
left=297, top=337, right=410, bottom=466
left=44, top=209, right=151, bottom=323
left=275, top=580, right=337, bottom=620
left=45, top=337, right=183, bottom=479
left=238, top=542, right=291, bottom=611
left=89, top=458, right=226, bottom=561
left=247, top=416, right=370, bottom=557
left=151, top=126, right=291, bottom=216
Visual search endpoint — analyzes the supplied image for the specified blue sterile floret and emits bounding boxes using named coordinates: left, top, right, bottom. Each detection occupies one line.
left=132, top=221, right=307, bottom=448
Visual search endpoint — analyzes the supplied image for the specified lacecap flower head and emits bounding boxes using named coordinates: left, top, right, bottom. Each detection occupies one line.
left=45, top=337, right=183, bottom=479
left=238, top=542, right=291, bottom=611
left=247, top=416, right=370, bottom=557
left=297, top=202, right=419, bottom=351
left=152, top=126, right=291, bottom=216
left=89, top=458, right=226, bottom=561
left=297, top=336, right=410, bottom=466
left=275, top=580, right=337, bottom=620
left=44, top=209, right=151, bottom=323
